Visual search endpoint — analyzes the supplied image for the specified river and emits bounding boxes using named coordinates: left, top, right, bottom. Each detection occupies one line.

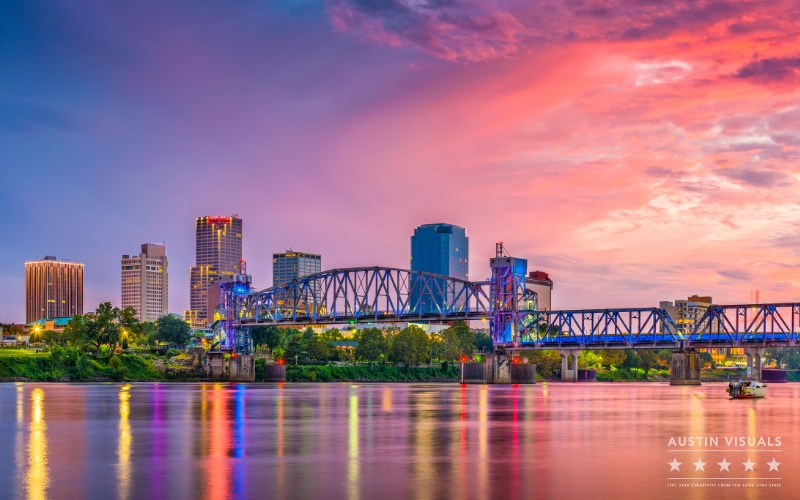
left=0, top=382, right=797, bottom=499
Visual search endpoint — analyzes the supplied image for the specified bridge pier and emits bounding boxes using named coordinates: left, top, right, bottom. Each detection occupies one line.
left=745, top=347, right=765, bottom=381
left=459, top=353, right=536, bottom=384
left=558, top=349, right=580, bottom=382
left=670, top=350, right=701, bottom=386
left=205, top=351, right=226, bottom=380
left=230, top=354, right=255, bottom=382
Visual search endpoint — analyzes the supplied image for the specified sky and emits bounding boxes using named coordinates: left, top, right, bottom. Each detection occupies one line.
left=2, top=0, right=800, bottom=323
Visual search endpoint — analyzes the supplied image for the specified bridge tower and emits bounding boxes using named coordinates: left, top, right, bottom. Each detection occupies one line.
left=490, top=242, right=528, bottom=345
left=214, top=259, right=255, bottom=381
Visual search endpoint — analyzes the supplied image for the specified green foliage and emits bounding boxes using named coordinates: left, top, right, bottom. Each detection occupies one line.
left=155, top=315, right=191, bottom=345
left=284, top=334, right=306, bottom=363
left=474, top=332, right=492, bottom=353
left=638, top=350, right=658, bottom=374
left=251, top=326, right=285, bottom=351
left=165, top=348, right=181, bottom=358
left=764, top=348, right=800, bottom=369
left=622, top=349, right=643, bottom=370
left=305, top=335, right=330, bottom=361
left=63, top=302, right=140, bottom=355
left=656, top=349, right=673, bottom=367
left=355, top=328, right=388, bottom=363
left=389, top=325, right=430, bottom=366
left=578, top=350, right=603, bottom=369
left=521, top=350, right=561, bottom=379
left=286, top=364, right=459, bottom=382
left=597, top=368, right=652, bottom=382
left=599, top=349, right=626, bottom=368
left=698, top=351, right=715, bottom=369
left=320, top=328, right=343, bottom=342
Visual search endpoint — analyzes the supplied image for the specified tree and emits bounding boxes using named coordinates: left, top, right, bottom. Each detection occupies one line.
left=321, top=328, right=343, bottom=342
left=64, top=302, right=124, bottom=356
left=43, top=330, right=66, bottom=346
left=305, top=335, right=330, bottom=362
left=621, top=349, right=643, bottom=370
left=638, top=350, right=658, bottom=375
left=766, top=348, right=791, bottom=369
left=431, top=328, right=461, bottom=362
left=474, top=332, right=492, bottom=353
left=284, top=334, right=306, bottom=364
left=699, top=351, right=714, bottom=369
left=599, top=349, right=626, bottom=368
left=354, top=328, right=388, bottom=364
left=155, top=314, right=191, bottom=345
left=251, top=325, right=285, bottom=351
left=522, top=350, right=561, bottom=380
left=656, top=349, right=673, bottom=368
left=389, top=325, right=430, bottom=366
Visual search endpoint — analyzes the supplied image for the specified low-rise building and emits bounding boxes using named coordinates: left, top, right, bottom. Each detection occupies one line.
left=526, top=271, right=553, bottom=311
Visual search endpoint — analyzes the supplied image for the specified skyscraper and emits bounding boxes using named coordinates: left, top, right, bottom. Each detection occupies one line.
left=410, top=223, right=469, bottom=279
left=410, top=223, right=469, bottom=313
left=188, top=216, right=242, bottom=327
left=272, top=250, right=321, bottom=287
left=25, top=256, right=84, bottom=323
left=121, top=243, right=168, bottom=322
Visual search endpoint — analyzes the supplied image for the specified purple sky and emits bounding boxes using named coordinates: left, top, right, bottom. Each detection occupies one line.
left=3, top=0, right=800, bottom=323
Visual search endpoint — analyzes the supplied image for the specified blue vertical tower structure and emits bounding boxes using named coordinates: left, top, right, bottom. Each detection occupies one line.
left=490, top=243, right=530, bottom=345
left=410, top=223, right=469, bottom=314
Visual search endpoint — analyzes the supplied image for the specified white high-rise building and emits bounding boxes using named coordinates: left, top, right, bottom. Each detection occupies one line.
left=121, top=243, right=168, bottom=321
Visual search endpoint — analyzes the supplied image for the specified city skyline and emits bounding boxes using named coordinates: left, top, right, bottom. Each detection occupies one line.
left=3, top=1, right=800, bottom=323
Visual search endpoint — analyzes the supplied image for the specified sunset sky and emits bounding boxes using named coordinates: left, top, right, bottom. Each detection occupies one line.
left=2, top=0, right=800, bottom=323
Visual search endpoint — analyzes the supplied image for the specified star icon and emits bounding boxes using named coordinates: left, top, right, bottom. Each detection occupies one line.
left=718, top=458, right=731, bottom=471
left=767, top=459, right=780, bottom=472
left=669, top=458, right=682, bottom=471
left=694, top=458, right=707, bottom=471
left=743, top=458, right=756, bottom=472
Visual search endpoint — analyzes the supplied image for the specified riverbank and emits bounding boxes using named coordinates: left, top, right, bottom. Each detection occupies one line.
left=3, top=350, right=797, bottom=383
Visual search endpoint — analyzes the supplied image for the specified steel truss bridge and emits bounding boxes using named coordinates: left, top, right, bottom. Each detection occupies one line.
left=217, top=266, right=800, bottom=353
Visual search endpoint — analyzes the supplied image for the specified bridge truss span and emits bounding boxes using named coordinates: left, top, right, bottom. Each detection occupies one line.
left=691, top=303, right=800, bottom=346
left=240, top=267, right=494, bottom=325
left=516, top=307, right=684, bottom=349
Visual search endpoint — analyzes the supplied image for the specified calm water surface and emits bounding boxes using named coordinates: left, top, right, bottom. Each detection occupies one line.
left=1, top=382, right=798, bottom=500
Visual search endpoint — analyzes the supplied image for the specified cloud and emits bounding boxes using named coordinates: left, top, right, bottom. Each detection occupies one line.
left=717, top=269, right=755, bottom=281
left=326, top=0, right=527, bottom=62
left=715, top=166, right=791, bottom=187
left=635, top=60, right=692, bottom=86
left=734, top=56, right=800, bottom=82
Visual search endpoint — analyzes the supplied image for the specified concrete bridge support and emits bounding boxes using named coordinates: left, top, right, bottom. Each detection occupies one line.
left=670, top=350, right=701, bottom=386
left=229, top=354, right=255, bottom=382
left=745, top=347, right=765, bottom=381
left=558, top=349, right=580, bottom=382
left=205, top=351, right=226, bottom=380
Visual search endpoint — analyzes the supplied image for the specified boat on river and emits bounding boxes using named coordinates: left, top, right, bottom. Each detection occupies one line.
left=727, top=380, right=766, bottom=399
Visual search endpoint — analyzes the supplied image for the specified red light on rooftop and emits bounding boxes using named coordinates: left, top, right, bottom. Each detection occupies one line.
left=206, top=217, right=232, bottom=225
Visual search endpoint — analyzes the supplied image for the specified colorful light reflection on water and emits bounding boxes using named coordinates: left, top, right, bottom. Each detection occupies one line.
left=1, top=382, right=800, bottom=499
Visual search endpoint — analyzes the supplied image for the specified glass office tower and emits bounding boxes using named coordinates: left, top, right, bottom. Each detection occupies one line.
left=410, top=223, right=469, bottom=313
left=272, top=251, right=322, bottom=287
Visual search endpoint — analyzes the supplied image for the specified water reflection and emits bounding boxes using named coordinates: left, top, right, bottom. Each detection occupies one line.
left=348, top=387, right=359, bottom=500
left=1, top=383, right=798, bottom=500
left=205, top=383, right=229, bottom=500
left=26, top=388, right=48, bottom=500
left=117, top=385, right=132, bottom=500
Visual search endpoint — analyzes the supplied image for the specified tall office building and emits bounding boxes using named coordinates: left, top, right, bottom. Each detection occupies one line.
left=273, top=251, right=321, bottom=286
left=188, top=216, right=242, bottom=327
left=410, top=223, right=469, bottom=313
left=121, top=243, right=168, bottom=322
left=410, top=223, right=469, bottom=280
left=25, top=256, right=84, bottom=323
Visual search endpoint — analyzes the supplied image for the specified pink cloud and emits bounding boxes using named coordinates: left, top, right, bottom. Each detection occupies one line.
left=327, top=0, right=527, bottom=62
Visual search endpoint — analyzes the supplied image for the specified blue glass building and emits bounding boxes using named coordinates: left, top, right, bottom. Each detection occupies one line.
left=410, top=223, right=469, bottom=313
